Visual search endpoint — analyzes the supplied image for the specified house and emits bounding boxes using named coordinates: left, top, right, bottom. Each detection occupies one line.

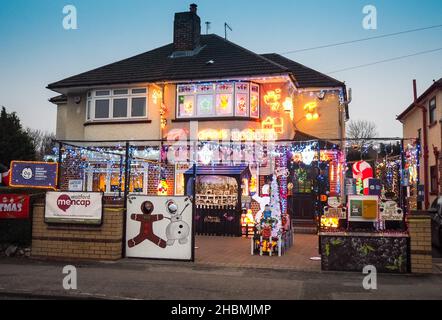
left=47, top=4, right=349, bottom=229
left=397, top=78, right=442, bottom=209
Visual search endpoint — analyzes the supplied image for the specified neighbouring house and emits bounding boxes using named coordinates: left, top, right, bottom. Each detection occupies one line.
left=47, top=4, right=349, bottom=230
left=397, top=78, right=442, bottom=209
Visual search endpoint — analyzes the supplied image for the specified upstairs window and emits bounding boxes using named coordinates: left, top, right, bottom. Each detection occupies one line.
left=86, top=87, right=148, bottom=122
left=176, top=81, right=260, bottom=119
left=429, top=97, right=436, bottom=125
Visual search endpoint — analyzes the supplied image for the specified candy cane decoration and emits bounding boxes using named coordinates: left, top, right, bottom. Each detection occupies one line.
left=352, top=160, right=373, bottom=195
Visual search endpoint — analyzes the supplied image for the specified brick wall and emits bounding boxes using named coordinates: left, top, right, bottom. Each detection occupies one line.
left=407, top=212, right=433, bottom=273
left=147, top=164, right=175, bottom=196
left=59, top=152, right=83, bottom=191
left=31, top=202, right=123, bottom=261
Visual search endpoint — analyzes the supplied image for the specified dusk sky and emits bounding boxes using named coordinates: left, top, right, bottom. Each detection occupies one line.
left=0, top=0, right=441, bottom=137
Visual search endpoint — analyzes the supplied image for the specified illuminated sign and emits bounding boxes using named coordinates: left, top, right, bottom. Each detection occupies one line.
left=304, top=101, right=319, bottom=120
left=262, top=116, right=283, bottom=134
left=264, top=89, right=282, bottom=111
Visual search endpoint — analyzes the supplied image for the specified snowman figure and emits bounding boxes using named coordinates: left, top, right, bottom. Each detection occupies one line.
left=165, top=199, right=190, bottom=246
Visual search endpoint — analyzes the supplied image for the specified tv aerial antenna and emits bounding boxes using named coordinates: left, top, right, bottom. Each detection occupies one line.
left=224, top=22, right=232, bottom=40
left=205, top=21, right=211, bottom=34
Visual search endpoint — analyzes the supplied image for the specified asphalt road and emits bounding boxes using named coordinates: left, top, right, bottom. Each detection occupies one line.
left=0, top=258, right=441, bottom=300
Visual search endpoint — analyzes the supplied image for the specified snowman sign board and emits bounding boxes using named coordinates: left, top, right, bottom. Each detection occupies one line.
left=125, top=195, right=193, bottom=260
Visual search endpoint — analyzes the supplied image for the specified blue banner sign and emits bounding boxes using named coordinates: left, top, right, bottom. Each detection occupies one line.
left=10, top=161, right=58, bottom=189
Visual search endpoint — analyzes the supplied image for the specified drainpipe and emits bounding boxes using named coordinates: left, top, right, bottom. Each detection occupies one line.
left=340, top=86, right=351, bottom=200
left=433, top=145, right=439, bottom=195
left=413, top=79, right=430, bottom=209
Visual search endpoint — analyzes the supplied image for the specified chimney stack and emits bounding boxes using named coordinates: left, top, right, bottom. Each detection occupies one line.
left=173, top=4, right=201, bottom=52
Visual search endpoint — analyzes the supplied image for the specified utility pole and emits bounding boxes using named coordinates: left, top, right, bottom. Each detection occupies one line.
left=224, top=22, right=232, bottom=40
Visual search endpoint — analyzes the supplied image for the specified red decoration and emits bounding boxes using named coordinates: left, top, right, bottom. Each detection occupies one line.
left=0, top=194, right=30, bottom=219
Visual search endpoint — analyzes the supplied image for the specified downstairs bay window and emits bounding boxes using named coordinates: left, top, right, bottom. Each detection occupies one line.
left=86, top=87, right=148, bottom=122
left=85, top=162, right=148, bottom=195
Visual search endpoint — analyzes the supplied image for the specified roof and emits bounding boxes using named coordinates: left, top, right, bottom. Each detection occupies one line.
left=261, top=53, right=344, bottom=88
left=49, top=95, right=67, bottom=104
left=183, top=164, right=251, bottom=177
left=47, top=34, right=344, bottom=90
left=397, top=78, right=442, bottom=121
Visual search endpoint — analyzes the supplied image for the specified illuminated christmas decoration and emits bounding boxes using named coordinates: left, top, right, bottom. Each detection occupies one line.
left=198, top=129, right=229, bottom=141
left=198, top=144, right=213, bottom=165
left=262, top=116, right=283, bottom=135
left=152, top=89, right=162, bottom=105
left=352, top=160, right=373, bottom=195
left=320, top=216, right=339, bottom=229
left=264, top=89, right=282, bottom=111
left=304, top=101, right=319, bottom=120
left=301, top=146, right=315, bottom=165
left=160, top=102, right=167, bottom=129
left=241, top=209, right=255, bottom=238
left=157, top=179, right=168, bottom=195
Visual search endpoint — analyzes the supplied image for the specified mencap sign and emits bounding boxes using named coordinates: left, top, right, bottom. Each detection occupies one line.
left=0, top=194, right=30, bottom=219
left=10, top=161, right=58, bottom=189
left=45, top=191, right=103, bottom=225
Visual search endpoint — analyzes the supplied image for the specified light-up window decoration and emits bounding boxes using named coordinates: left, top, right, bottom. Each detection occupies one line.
left=178, top=96, right=195, bottom=117
left=177, top=84, right=195, bottom=117
left=264, top=88, right=282, bottom=111
left=235, top=82, right=249, bottom=117
left=250, top=84, right=260, bottom=118
left=197, top=95, right=215, bottom=116
left=177, top=82, right=259, bottom=119
left=215, top=83, right=234, bottom=116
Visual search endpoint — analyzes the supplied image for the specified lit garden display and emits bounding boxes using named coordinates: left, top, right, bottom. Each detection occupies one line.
left=318, top=139, right=419, bottom=273
left=53, top=134, right=419, bottom=265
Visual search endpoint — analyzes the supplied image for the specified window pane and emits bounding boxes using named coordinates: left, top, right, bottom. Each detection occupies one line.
left=250, top=85, right=260, bottom=118
left=96, top=90, right=110, bottom=96
left=197, top=95, right=214, bottom=116
left=113, top=98, right=128, bottom=118
left=235, top=93, right=248, bottom=116
left=132, top=88, right=146, bottom=94
left=113, top=89, right=128, bottom=95
left=92, top=173, right=106, bottom=192
left=87, top=101, right=91, bottom=120
left=95, top=99, right=109, bottom=118
left=216, top=94, right=233, bottom=116
left=131, top=97, right=146, bottom=117
left=178, top=95, right=195, bottom=117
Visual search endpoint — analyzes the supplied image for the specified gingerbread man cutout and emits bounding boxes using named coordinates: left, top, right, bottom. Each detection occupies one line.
left=127, top=200, right=167, bottom=248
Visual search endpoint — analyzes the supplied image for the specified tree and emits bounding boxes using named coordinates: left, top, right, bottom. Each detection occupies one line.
left=26, top=129, right=56, bottom=161
left=346, top=120, right=378, bottom=140
left=0, top=106, right=36, bottom=166
left=346, top=120, right=379, bottom=161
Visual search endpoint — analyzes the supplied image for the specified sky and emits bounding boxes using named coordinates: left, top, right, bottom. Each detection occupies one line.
left=0, top=0, right=441, bottom=137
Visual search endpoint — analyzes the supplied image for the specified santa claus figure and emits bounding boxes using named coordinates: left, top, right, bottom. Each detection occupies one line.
left=0, top=164, right=10, bottom=186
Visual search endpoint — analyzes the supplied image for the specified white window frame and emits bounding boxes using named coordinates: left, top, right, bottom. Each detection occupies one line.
left=86, top=87, right=148, bottom=122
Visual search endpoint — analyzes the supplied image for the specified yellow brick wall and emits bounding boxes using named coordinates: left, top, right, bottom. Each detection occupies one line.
left=407, top=213, right=433, bottom=273
left=31, top=203, right=124, bottom=261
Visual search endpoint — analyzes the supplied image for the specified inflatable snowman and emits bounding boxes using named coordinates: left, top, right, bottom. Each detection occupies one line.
left=165, top=200, right=190, bottom=246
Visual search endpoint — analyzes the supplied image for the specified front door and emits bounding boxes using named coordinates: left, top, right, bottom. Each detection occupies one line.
left=290, top=166, right=316, bottom=220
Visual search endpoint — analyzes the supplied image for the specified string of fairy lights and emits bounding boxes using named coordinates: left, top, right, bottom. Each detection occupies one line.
left=54, top=138, right=420, bottom=213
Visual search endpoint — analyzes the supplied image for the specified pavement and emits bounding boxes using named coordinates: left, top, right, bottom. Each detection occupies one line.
left=0, top=235, right=441, bottom=300
left=1, top=255, right=442, bottom=300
